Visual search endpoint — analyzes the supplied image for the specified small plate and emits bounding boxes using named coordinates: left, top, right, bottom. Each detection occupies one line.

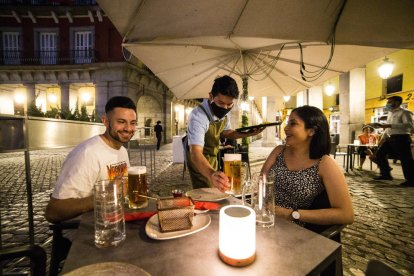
left=186, top=188, right=231, bottom=202
left=64, top=262, right=150, bottom=276
left=145, top=214, right=211, bottom=240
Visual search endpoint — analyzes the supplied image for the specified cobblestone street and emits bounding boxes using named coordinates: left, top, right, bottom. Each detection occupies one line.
left=1, top=140, right=413, bottom=275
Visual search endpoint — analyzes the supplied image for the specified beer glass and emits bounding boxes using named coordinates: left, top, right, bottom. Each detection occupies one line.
left=128, top=166, right=148, bottom=209
left=223, top=153, right=242, bottom=195
left=94, top=178, right=126, bottom=248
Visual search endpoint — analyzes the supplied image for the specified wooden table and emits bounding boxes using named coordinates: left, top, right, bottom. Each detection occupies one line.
left=62, top=198, right=342, bottom=276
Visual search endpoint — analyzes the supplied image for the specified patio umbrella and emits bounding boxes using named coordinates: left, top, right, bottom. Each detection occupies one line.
left=97, top=0, right=412, bottom=99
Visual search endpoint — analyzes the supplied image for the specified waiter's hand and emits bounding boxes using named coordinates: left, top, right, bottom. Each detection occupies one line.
left=249, top=126, right=266, bottom=136
left=210, top=171, right=230, bottom=192
left=368, top=123, right=382, bottom=129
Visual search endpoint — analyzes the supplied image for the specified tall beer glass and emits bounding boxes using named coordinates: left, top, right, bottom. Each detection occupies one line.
left=223, top=153, right=242, bottom=195
left=128, top=166, right=148, bottom=209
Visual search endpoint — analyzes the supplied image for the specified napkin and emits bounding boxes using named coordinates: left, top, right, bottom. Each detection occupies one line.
left=124, top=211, right=157, bottom=222
left=194, top=201, right=220, bottom=211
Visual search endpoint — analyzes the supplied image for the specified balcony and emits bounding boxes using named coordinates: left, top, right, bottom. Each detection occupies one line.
left=0, top=0, right=96, bottom=6
left=0, top=49, right=98, bottom=65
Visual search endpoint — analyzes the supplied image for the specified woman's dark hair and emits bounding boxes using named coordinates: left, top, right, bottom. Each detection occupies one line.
left=291, top=105, right=330, bottom=159
left=211, top=75, right=239, bottom=99
left=105, top=96, right=136, bottom=113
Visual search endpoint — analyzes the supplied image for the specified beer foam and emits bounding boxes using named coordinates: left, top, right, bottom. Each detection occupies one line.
left=223, top=153, right=241, bottom=161
left=129, top=166, right=146, bottom=174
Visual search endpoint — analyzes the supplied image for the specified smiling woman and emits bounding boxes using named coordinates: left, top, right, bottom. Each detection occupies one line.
left=260, top=105, right=354, bottom=230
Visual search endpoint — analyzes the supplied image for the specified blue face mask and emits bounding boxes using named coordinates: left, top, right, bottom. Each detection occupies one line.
left=385, top=103, right=394, bottom=111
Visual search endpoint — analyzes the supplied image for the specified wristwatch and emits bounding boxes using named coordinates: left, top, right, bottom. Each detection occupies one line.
left=291, top=210, right=300, bottom=221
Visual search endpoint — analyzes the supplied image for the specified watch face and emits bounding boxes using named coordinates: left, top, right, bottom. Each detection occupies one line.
left=292, top=211, right=300, bottom=220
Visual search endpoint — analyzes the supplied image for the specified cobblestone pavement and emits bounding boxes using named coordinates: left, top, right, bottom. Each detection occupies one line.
left=1, top=140, right=413, bottom=275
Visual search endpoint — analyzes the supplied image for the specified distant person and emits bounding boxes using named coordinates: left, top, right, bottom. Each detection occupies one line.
left=185, top=75, right=265, bottom=192
left=370, top=96, right=414, bottom=187
left=45, top=96, right=137, bottom=223
left=356, top=125, right=377, bottom=170
left=260, top=105, right=354, bottom=228
left=154, top=120, right=163, bottom=150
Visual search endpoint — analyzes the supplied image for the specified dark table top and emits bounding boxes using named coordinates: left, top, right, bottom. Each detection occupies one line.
left=62, top=198, right=341, bottom=276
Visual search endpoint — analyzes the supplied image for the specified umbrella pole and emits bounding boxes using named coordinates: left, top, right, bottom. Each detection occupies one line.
left=241, top=76, right=249, bottom=148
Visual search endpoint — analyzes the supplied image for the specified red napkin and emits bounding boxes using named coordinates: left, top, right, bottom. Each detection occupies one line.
left=124, top=211, right=157, bottom=222
left=194, top=201, right=220, bottom=211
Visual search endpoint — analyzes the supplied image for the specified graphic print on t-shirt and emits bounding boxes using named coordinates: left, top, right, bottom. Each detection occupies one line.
left=107, top=161, right=127, bottom=179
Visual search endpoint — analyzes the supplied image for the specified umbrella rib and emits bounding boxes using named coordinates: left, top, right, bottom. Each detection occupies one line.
left=277, top=56, right=343, bottom=74
left=248, top=52, right=313, bottom=88
left=153, top=52, right=235, bottom=75
left=122, top=0, right=147, bottom=42
left=227, top=0, right=250, bottom=39
left=178, top=67, right=226, bottom=99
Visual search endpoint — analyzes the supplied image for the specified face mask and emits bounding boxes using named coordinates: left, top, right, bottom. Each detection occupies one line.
left=385, top=103, right=394, bottom=111
left=210, top=101, right=232, bottom=119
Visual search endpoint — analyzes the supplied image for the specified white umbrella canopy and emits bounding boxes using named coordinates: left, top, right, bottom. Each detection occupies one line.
left=97, top=0, right=412, bottom=99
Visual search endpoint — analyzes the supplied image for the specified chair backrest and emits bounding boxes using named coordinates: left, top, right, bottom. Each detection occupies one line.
left=329, top=142, right=337, bottom=155
left=304, top=189, right=345, bottom=243
left=0, top=245, right=46, bottom=276
left=365, top=259, right=402, bottom=276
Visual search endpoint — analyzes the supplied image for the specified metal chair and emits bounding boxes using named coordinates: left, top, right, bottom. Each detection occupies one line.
left=305, top=189, right=345, bottom=243
left=48, top=219, right=80, bottom=276
left=330, top=142, right=347, bottom=168
left=0, top=245, right=46, bottom=276
left=305, top=190, right=345, bottom=276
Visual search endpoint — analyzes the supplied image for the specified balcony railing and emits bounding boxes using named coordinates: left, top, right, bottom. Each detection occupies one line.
left=0, top=0, right=96, bottom=6
left=0, top=50, right=98, bottom=65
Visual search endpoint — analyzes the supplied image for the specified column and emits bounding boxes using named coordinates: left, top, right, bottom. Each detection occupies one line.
left=339, top=68, right=366, bottom=145
left=25, top=83, right=35, bottom=111
left=59, top=83, right=70, bottom=112
left=95, top=81, right=108, bottom=118
left=262, top=96, right=278, bottom=147
left=308, top=86, right=323, bottom=110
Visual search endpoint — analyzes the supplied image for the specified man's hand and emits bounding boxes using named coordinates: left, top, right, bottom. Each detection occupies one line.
left=210, top=171, right=230, bottom=192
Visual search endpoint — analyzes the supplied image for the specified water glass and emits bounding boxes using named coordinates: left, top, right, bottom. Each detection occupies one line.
left=94, top=178, right=126, bottom=248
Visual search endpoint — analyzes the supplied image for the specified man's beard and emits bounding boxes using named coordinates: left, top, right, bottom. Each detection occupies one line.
left=108, top=122, right=134, bottom=144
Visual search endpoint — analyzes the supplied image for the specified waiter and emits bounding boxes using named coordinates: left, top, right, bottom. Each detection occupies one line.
left=370, top=96, right=414, bottom=187
left=185, top=75, right=264, bottom=192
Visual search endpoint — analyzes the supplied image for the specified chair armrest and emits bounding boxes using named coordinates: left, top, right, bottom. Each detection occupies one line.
left=320, top=224, right=346, bottom=240
left=49, top=219, right=80, bottom=232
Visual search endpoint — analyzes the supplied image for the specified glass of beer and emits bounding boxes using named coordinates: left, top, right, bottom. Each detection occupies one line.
left=128, top=166, right=148, bottom=209
left=223, top=153, right=242, bottom=195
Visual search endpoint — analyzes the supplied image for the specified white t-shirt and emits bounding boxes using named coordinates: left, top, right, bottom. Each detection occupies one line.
left=52, top=135, right=130, bottom=199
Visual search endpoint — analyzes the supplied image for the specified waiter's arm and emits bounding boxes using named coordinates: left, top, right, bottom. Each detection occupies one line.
left=222, top=127, right=265, bottom=140
left=189, top=145, right=230, bottom=192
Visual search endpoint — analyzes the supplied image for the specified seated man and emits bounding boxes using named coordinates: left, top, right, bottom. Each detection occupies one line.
left=45, top=96, right=137, bottom=223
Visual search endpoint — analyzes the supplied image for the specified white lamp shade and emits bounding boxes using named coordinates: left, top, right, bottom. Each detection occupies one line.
left=219, top=205, right=256, bottom=266
left=378, top=57, right=394, bottom=79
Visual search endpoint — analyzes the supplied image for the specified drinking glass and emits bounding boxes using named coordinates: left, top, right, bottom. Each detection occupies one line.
left=94, top=178, right=126, bottom=248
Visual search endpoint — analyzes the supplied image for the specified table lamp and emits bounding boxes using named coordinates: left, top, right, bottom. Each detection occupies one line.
left=219, top=205, right=256, bottom=266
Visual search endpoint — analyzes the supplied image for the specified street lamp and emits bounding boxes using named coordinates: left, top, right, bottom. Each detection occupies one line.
left=324, top=83, right=335, bottom=96
left=378, top=57, right=394, bottom=79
